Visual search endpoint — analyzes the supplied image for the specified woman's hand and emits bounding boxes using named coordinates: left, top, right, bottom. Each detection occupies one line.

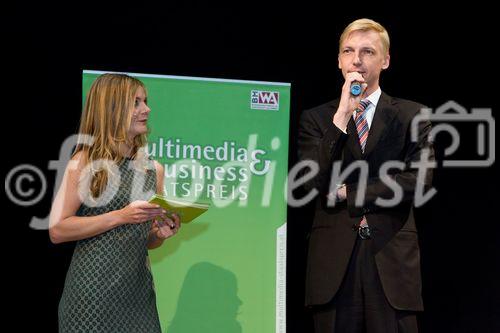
left=115, top=200, right=165, bottom=225
left=153, top=213, right=181, bottom=240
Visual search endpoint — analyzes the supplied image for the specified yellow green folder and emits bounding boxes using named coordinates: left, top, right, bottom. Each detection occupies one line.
left=149, top=194, right=209, bottom=223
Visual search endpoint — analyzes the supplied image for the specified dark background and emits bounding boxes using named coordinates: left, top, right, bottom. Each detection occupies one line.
left=5, top=2, right=498, bottom=332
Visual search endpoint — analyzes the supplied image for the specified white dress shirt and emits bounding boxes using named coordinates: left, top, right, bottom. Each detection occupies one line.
left=352, top=87, right=382, bottom=130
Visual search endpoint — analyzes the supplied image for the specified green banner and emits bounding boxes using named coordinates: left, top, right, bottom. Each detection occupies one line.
left=83, top=70, right=290, bottom=333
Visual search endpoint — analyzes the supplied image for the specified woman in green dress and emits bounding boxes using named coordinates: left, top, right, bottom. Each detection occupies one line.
left=49, top=73, right=180, bottom=332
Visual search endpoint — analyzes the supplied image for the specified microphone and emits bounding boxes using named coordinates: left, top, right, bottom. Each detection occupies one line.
left=350, top=81, right=362, bottom=96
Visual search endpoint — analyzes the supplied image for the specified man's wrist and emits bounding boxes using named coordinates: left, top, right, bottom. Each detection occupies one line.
left=333, top=112, right=351, bottom=133
left=335, top=183, right=346, bottom=201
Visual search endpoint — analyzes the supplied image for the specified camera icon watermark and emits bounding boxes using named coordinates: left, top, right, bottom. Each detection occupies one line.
left=412, top=100, right=495, bottom=167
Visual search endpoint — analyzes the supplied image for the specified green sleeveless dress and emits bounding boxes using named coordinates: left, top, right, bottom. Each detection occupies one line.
left=58, top=158, right=162, bottom=333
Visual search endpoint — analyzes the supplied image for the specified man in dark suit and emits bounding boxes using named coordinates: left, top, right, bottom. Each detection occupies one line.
left=297, top=18, right=433, bottom=332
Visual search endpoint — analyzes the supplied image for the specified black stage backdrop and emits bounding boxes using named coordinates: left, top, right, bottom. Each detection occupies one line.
left=5, top=2, right=499, bottom=332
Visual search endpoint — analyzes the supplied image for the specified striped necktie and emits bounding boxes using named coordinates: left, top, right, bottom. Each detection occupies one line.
left=354, top=99, right=371, bottom=153
left=354, top=99, right=371, bottom=230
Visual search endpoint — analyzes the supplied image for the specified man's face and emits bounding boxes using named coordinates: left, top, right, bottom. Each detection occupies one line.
left=338, top=30, right=390, bottom=90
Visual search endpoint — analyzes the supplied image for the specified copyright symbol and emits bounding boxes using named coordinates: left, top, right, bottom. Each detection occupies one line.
left=5, top=164, right=47, bottom=206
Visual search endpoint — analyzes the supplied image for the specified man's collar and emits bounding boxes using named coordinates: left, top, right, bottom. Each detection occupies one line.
left=365, top=87, right=382, bottom=107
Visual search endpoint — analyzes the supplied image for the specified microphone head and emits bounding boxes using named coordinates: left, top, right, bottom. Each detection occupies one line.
left=350, top=82, right=362, bottom=96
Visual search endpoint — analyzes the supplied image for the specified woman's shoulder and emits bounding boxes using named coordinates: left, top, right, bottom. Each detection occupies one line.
left=68, top=151, right=89, bottom=173
left=72, top=150, right=86, bottom=161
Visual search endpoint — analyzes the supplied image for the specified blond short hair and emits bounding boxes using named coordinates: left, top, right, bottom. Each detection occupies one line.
left=339, top=18, right=390, bottom=55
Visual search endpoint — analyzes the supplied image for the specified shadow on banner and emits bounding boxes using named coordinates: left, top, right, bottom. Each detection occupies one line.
left=167, top=262, right=242, bottom=333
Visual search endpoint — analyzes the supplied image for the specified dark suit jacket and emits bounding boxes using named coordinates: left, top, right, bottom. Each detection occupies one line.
left=298, top=92, right=433, bottom=311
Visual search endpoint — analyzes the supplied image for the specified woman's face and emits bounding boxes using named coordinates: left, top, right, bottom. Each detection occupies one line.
left=128, top=86, right=151, bottom=138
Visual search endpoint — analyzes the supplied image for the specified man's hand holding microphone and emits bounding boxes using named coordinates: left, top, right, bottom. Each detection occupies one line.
left=332, top=72, right=367, bottom=132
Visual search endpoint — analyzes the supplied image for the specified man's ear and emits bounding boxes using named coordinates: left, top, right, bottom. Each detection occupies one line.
left=338, top=54, right=342, bottom=69
left=382, top=53, right=390, bottom=70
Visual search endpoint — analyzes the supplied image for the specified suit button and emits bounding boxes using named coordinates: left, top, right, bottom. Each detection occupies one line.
left=352, top=224, right=358, bottom=231
left=363, top=208, right=370, bottom=214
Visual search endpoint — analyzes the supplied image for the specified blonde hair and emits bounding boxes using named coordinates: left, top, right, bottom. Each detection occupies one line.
left=339, top=18, right=390, bottom=55
left=75, top=73, right=148, bottom=198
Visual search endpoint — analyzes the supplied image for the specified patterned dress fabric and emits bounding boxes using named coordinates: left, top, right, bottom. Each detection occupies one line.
left=58, top=157, right=161, bottom=333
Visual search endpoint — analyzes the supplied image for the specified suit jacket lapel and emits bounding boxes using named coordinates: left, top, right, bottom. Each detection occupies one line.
left=363, top=92, right=398, bottom=157
left=346, top=117, right=363, bottom=159
left=328, top=100, right=364, bottom=160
